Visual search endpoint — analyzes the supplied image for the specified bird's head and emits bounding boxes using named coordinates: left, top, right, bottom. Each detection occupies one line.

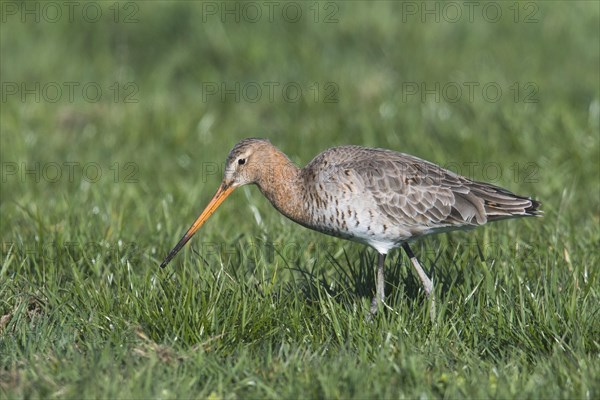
left=221, top=137, right=274, bottom=188
left=160, top=138, right=274, bottom=268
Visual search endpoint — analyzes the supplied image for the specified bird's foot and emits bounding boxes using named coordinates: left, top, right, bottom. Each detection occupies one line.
left=368, top=296, right=399, bottom=322
left=368, top=294, right=381, bottom=320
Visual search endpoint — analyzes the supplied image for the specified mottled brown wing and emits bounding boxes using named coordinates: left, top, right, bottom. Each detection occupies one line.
left=362, top=157, right=484, bottom=227
left=315, top=147, right=488, bottom=230
left=306, top=145, right=540, bottom=232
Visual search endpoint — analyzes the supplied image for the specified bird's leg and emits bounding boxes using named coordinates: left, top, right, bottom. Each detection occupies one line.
left=402, top=243, right=433, bottom=295
left=369, top=253, right=386, bottom=315
left=402, top=243, right=436, bottom=322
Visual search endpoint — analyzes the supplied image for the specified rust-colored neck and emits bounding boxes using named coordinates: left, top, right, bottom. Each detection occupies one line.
left=254, top=148, right=306, bottom=223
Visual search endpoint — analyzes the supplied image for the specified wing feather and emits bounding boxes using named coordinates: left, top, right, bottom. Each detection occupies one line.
left=303, top=145, right=540, bottom=235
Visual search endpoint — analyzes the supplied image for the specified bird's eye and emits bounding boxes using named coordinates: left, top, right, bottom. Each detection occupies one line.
left=238, top=158, right=246, bottom=165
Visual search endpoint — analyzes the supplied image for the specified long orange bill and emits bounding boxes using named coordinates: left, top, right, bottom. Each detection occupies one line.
left=160, top=183, right=235, bottom=268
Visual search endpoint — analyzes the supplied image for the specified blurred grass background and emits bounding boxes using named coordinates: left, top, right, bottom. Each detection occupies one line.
left=1, top=1, right=599, bottom=398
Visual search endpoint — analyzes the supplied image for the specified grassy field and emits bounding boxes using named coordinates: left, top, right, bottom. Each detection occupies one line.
left=1, top=1, right=599, bottom=398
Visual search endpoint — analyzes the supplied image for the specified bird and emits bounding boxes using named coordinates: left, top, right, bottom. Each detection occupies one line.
left=160, top=138, right=541, bottom=317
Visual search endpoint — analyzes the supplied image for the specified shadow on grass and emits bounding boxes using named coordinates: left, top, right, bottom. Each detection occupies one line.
left=282, top=246, right=460, bottom=315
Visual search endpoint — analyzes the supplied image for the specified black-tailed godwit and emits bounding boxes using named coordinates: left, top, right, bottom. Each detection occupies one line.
left=161, top=138, right=541, bottom=316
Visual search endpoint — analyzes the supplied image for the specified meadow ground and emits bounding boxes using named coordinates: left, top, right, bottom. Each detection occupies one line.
left=1, top=1, right=599, bottom=398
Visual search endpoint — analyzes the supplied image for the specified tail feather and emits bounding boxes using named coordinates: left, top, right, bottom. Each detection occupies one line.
left=468, top=182, right=542, bottom=222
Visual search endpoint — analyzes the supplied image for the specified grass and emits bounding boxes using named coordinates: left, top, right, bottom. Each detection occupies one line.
left=1, top=1, right=599, bottom=398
